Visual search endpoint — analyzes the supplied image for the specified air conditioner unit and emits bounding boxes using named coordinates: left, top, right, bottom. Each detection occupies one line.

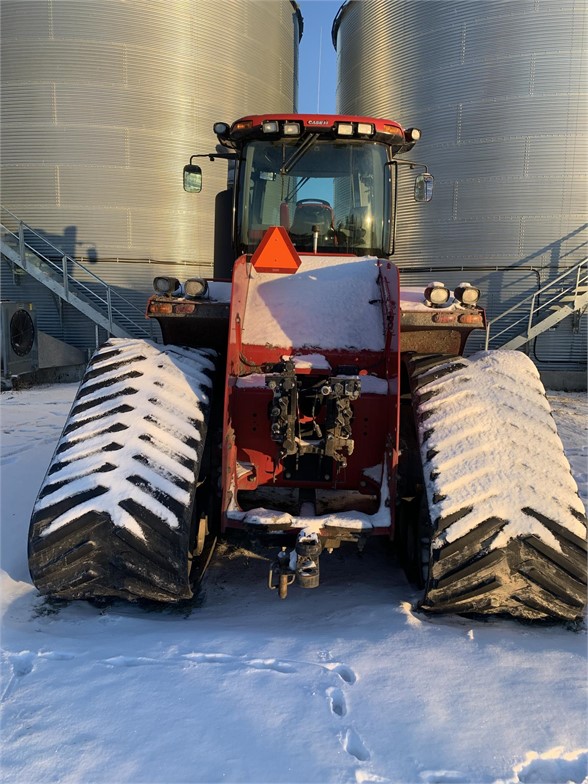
left=1, top=301, right=39, bottom=378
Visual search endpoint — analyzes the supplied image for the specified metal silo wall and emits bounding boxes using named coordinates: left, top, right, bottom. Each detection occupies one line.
left=334, top=0, right=587, bottom=368
left=1, top=0, right=300, bottom=347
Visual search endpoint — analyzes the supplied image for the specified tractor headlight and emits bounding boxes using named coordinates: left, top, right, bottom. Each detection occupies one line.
left=405, top=127, right=421, bottom=142
left=357, top=122, right=374, bottom=136
left=337, top=123, right=354, bottom=136
left=262, top=120, right=280, bottom=134
left=283, top=122, right=301, bottom=135
left=424, top=281, right=450, bottom=307
left=153, top=276, right=181, bottom=295
left=184, top=277, right=209, bottom=298
left=454, top=282, right=480, bottom=307
left=213, top=121, right=230, bottom=136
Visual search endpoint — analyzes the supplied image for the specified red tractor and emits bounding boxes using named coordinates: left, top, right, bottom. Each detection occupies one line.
left=28, top=114, right=587, bottom=621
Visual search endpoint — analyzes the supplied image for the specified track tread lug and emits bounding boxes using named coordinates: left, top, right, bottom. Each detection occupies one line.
left=27, top=338, right=217, bottom=603
left=407, top=350, right=587, bottom=622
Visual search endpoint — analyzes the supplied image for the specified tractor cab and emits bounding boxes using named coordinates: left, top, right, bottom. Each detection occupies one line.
left=183, top=114, right=431, bottom=260
left=152, top=115, right=477, bottom=355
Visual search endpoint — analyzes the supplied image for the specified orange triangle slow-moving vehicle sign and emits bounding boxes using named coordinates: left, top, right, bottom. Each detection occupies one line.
left=250, top=226, right=301, bottom=274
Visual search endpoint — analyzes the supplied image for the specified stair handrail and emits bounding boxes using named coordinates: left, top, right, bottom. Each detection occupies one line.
left=484, top=258, right=587, bottom=349
left=1, top=205, right=151, bottom=337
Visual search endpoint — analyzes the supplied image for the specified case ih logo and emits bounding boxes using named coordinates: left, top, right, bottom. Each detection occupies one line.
left=307, top=119, right=330, bottom=126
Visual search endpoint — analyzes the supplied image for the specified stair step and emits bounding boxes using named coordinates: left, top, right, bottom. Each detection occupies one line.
left=549, top=300, right=588, bottom=311
left=554, top=291, right=588, bottom=301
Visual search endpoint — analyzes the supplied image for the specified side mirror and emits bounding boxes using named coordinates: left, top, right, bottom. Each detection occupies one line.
left=183, top=164, right=202, bottom=193
left=414, top=172, right=434, bottom=202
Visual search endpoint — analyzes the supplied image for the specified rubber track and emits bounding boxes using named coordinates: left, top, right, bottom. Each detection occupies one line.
left=408, top=351, right=587, bottom=621
left=28, top=338, right=216, bottom=602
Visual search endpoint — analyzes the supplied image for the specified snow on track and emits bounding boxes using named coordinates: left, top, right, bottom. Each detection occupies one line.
left=32, top=339, right=215, bottom=539
left=27, top=339, right=217, bottom=601
left=416, top=351, right=586, bottom=550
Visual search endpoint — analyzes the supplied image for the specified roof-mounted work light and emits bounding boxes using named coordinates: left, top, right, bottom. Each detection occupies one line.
left=357, top=122, right=374, bottom=136
left=213, top=122, right=230, bottom=136
left=262, top=120, right=280, bottom=134
left=283, top=122, right=301, bottom=135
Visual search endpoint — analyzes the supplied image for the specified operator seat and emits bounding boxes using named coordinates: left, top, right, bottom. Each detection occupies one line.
left=289, top=200, right=337, bottom=250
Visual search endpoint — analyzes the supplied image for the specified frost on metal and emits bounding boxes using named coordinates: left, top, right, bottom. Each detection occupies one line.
left=416, top=350, right=586, bottom=552
left=33, top=339, right=216, bottom=542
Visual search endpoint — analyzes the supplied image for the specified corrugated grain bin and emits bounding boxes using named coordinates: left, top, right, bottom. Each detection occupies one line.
left=333, top=0, right=586, bottom=367
left=1, top=0, right=301, bottom=310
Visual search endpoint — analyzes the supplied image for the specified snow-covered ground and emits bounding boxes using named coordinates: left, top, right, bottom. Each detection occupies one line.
left=1, top=384, right=586, bottom=784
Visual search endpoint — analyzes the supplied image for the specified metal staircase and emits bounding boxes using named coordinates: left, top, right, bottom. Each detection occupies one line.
left=1, top=206, right=153, bottom=340
left=485, top=258, right=587, bottom=351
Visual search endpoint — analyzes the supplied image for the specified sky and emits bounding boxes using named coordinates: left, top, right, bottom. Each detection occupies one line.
left=297, top=0, right=340, bottom=113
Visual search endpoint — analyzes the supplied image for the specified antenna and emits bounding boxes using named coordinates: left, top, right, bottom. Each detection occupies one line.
left=317, top=26, right=322, bottom=112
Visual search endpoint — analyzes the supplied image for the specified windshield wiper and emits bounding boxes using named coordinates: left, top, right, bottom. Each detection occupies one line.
left=279, top=133, right=319, bottom=175
left=286, top=176, right=310, bottom=203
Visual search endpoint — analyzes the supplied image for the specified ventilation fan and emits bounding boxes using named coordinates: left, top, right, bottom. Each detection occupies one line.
left=1, top=301, right=39, bottom=377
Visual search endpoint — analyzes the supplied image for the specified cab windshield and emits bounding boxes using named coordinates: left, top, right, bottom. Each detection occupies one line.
left=236, top=139, right=392, bottom=257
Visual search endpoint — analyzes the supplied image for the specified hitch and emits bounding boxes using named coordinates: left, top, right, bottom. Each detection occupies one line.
left=268, top=531, right=323, bottom=599
left=268, top=547, right=295, bottom=599
left=295, top=531, right=322, bottom=588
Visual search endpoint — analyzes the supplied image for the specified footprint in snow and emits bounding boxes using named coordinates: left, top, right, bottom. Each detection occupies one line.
left=326, top=686, right=347, bottom=717
left=341, top=727, right=371, bottom=762
left=324, top=665, right=371, bottom=767
left=325, top=662, right=357, bottom=684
